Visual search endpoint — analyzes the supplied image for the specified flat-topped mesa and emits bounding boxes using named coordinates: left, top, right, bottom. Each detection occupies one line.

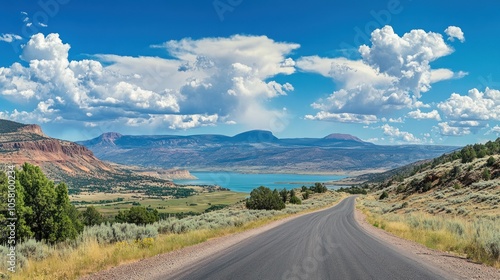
left=17, top=124, right=46, bottom=137
left=1, top=139, right=95, bottom=158
left=99, top=132, right=123, bottom=145
left=232, top=130, right=278, bottom=142
left=323, top=133, right=363, bottom=142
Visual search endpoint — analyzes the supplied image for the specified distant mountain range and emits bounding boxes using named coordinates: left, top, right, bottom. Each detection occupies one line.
left=79, top=130, right=458, bottom=173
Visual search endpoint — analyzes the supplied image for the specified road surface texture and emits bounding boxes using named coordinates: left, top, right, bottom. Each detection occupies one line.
left=164, top=197, right=452, bottom=280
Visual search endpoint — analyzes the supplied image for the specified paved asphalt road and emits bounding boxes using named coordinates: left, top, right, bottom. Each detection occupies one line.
left=163, top=197, right=451, bottom=280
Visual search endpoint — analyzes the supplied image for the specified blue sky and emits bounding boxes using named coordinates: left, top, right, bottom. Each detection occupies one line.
left=0, top=0, right=499, bottom=145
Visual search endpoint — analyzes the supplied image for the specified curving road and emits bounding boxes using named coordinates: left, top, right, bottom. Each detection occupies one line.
left=162, top=197, right=450, bottom=280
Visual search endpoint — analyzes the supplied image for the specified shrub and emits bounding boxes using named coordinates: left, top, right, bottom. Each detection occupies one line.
left=204, top=204, right=228, bottom=213
left=80, top=222, right=159, bottom=244
left=134, top=237, right=154, bottom=249
left=289, top=196, right=302, bottom=205
left=17, top=239, right=51, bottom=261
left=482, top=169, right=491, bottom=181
left=422, top=182, right=432, bottom=192
left=379, top=191, right=389, bottom=200
left=337, top=186, right=367, bottom=195
left=486, top=156, right=496, bottom=167
left=302, top=191, right=310, bottom=200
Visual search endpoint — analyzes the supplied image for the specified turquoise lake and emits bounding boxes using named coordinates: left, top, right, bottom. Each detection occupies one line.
left=174, top=172, right=347, bottom=193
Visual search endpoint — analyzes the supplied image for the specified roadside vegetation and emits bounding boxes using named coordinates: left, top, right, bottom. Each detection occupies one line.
left=360, top=197, right=499, bottom=267
left=0, top=164, right=345, bottom=279
left=356, top=138, right=500, bottom=268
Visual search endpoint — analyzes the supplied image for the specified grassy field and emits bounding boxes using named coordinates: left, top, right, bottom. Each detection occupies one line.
left=71, top=191, right=248, bottom=216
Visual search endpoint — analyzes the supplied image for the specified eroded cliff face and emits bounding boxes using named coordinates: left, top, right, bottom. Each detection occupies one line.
left=0, top=123, right=113, bottom=176
left=17, top=124, right=46, bottom=136
left=132, top=168, right=196, bottom=180
left=160, top=169, right=197, bottom=180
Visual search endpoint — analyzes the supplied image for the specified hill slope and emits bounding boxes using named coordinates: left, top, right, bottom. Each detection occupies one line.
left=356, top=138, right=500, bottom=267
left=79, top=131, right=457, bottom=173
left=0, top=119, right=113, bottom=175
left=368, top=138, right=499, bottom=198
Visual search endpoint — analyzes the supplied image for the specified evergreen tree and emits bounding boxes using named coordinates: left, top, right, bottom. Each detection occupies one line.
left=482, top=168, right=491, bottom=181
left=279, top=188, right=288, bottom=203
left=53, top=183, right=81, bottom=242
left=461, top=146, right=477, bottom=163
left=115, top=210, right=128, bottom=223
left=127, top=207, right=159, bottom=225
left=0, top=170, right=32, bottom=243
left=82, top=206, right=104, bottom=226
left=17, top=163, right=57, bottom=241
left=16, top=163, right=82, bottom=243
left=312, top=182, right=328, bottom=193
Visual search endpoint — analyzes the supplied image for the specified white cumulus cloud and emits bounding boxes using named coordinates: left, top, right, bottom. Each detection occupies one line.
left=445, top=26, right=465, bottom=42
left=298, top=25, right=465, bottom=124
left=305, top=112, right=378, bottom=124
left=381, top=124, right=421, bottom=143
left=359, top=25, right=454, bottom=96
left=0, top=33, right=299, bottom=133
left=435, top=87, right=500, bottom=136
left=438, top=122, right=471, bottom=136
left=407, top=109, right=441, bottom=121
left=438, top=88, right=500, bottom=121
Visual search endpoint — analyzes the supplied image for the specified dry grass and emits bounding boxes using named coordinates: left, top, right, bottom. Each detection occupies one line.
left=360, top=198, right=500, bottom=268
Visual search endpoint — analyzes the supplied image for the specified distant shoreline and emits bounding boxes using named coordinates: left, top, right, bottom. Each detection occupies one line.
left=186, top=169, right=386, bottom=177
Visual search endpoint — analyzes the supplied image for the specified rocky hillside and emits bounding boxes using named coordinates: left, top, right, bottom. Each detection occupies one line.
left=365, top=138, right=500, bottom=218
left=0, top=119, right=113, bottom=175
left=79, top=130, right=457, bottom=173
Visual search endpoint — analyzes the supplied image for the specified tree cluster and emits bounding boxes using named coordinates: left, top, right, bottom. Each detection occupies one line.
left=115, top=206, right=160, bottom=225
left=310, top=182, right=328, bottom=193
left=0, top=163, right=83, bottom=244
left=336, top=186, right=368, bottom=195
left=246, top=186, right=285, bottom=210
